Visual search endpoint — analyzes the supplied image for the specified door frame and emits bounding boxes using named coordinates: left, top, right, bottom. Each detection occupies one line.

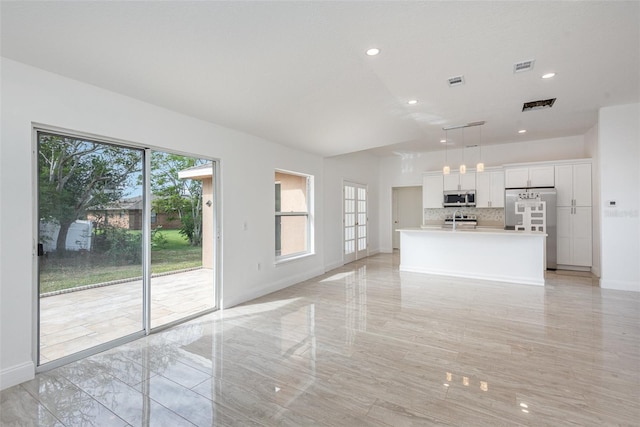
left=32, top=123, right=222, bottom=371
left=392, top=185, right=423, bottom=250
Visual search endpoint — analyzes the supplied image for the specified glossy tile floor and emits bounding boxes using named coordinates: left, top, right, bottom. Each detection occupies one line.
left=2, top=253, right=639, bottom=426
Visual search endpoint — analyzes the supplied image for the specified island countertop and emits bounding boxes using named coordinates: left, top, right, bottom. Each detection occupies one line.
left=398, top=227, right=547, bottom=286
left=398, top=226, right=547, bottom=237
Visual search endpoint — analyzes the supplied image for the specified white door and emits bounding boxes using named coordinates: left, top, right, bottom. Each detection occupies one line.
left=393, top=186, right=423, bottom=249
left=344, top=182, right=368, bottom=263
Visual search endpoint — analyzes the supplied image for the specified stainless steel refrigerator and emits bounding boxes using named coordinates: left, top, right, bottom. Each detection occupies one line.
left=505, top=187, right=557, bottom=270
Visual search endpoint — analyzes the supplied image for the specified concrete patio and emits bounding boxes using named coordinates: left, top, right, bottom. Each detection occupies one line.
left=39, top=268, right=215, bottom=363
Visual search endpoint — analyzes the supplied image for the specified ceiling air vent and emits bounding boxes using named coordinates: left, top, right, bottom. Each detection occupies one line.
left=448, top=75, right=465, bottom=87
left=522, top=98, right=556, bottom=112
left=514, top=59, right=535, bottom=73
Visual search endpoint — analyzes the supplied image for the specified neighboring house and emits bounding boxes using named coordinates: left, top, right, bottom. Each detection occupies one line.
left=87, top=196, right=180, bottom=230
left=178, top=163, right=214, bottom=269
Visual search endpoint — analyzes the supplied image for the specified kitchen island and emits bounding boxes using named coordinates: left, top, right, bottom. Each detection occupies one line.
left=398, top=227, right=547, bottom=286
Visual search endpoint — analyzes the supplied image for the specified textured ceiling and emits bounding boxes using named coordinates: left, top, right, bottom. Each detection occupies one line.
left=1, top=1, right=639, bottom=157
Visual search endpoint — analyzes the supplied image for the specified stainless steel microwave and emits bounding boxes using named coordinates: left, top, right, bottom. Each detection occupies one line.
left=443, top=190, right=476, bottom=207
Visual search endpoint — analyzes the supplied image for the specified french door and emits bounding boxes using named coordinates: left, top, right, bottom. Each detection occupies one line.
left=344, top=182, right=368, bottom=264
left=36, top=128, right=219, bottom=368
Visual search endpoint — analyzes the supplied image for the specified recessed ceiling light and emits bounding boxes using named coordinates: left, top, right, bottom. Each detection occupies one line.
left=518, top=129, right=527, bottom=134
left=407, top=99, right=418, bottom=105
left=542, top=72, right=556, bottom=79
left=366, top=48, right=380, bottom=56
left=440, top=139, right=447, bottom=143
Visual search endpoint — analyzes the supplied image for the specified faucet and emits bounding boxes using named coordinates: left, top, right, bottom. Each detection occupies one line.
left=452, top=209, right=461, bottom=231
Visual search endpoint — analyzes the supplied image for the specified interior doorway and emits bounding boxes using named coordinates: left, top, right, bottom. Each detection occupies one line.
left=392, top=186, right=423, bottom=249
left=344, top=181, right=368, bottom=264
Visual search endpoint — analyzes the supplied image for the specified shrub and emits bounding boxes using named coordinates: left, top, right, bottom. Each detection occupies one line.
left=100, top=226, right=142, bottom=264
left=151, top=227, right=168, bottom=249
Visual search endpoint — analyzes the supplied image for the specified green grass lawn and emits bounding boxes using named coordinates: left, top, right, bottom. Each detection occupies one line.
left=40, top=229, right=202, bottom=294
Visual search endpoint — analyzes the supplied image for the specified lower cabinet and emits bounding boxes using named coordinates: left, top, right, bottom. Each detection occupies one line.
left=557, top=206, right=592, bottom=267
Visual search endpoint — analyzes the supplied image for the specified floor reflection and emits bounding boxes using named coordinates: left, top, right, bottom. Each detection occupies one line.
left=2, top=253, right=638, bottom=426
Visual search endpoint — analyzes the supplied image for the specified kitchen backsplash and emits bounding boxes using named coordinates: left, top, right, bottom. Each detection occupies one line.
left=424, top=207, right=504, bottom=227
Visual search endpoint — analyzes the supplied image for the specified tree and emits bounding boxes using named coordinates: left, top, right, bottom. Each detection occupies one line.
left=38, top=133, right=141, bottom=252
left=151, top=153, right=206, bottom=246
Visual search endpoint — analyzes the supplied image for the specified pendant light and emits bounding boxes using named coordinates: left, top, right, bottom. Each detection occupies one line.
left=476, top=125, right=485, bottom=172
left=443, top=129, right=450, bottom=175
left=459, top=127, right=466, bottom=174
left=443, top=120, right=486, bottom=174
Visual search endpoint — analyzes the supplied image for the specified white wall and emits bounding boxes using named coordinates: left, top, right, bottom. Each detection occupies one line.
left=584, top=123, right=601, bottom=277
left=598, top=103, right=640, bottom=292
left=378, top=136, right=588, bottom=252
left=0, top=58, right=329, bottom=389
left=323, top=152, right=380, bottom=270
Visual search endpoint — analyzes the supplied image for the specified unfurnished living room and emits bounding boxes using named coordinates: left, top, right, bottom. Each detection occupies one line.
left=1, top=1, right=639, bottom=426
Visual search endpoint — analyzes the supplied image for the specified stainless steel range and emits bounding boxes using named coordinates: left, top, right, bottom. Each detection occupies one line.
left=443, top=214, right=477, bottom=230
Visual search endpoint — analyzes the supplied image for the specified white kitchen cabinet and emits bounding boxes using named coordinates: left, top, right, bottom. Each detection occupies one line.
left=555, top=162, right=592, bottom=268
left=557, top=206, right=592, bottom=267
left=555, top=163, right=592, bottom=207
left=476, top=170, right=505, bottom=208
left=443, top=171, right=476, bottom=191
left=505, top=166, right=554, bottom=188
left=423, top=173, right=443, bottom=209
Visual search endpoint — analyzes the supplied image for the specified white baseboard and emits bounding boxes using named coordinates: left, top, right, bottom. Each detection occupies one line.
left=600, top=279, right=640, bottom=292
left=399, top=265, right=545, bottom=287
left=1, top=361, right=34, bottom=391
left=324, top=260, right=344, bottom=272
left=379, top=247, right=394, bottom=253
left=222, top=266, right=325, bottom=309
left=557, top=265, right=592, bottom=272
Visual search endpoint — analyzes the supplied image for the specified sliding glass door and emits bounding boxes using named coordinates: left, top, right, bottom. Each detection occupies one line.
left=37, top=129, right=219, bottom=367
left=37, top=132, right=145, bottom=365
left=149, top=152, right=216, bottom=329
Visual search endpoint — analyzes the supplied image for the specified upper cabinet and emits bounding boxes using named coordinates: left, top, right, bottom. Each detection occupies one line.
left=555, top=163, right=592, bottom=207
left=476, top=169, right=505, bottom=208
left=443, top=171, right=476, bottom=191
left=423, top=173, right=443, bottom=209
left=504, top=166, right=554, bottom=188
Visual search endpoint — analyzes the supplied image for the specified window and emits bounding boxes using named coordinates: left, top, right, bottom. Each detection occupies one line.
left=275, top=170, right=312, bottom=259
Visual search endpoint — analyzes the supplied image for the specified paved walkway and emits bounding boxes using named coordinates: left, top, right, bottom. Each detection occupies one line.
left=40, top=269, right=214, bottom=363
